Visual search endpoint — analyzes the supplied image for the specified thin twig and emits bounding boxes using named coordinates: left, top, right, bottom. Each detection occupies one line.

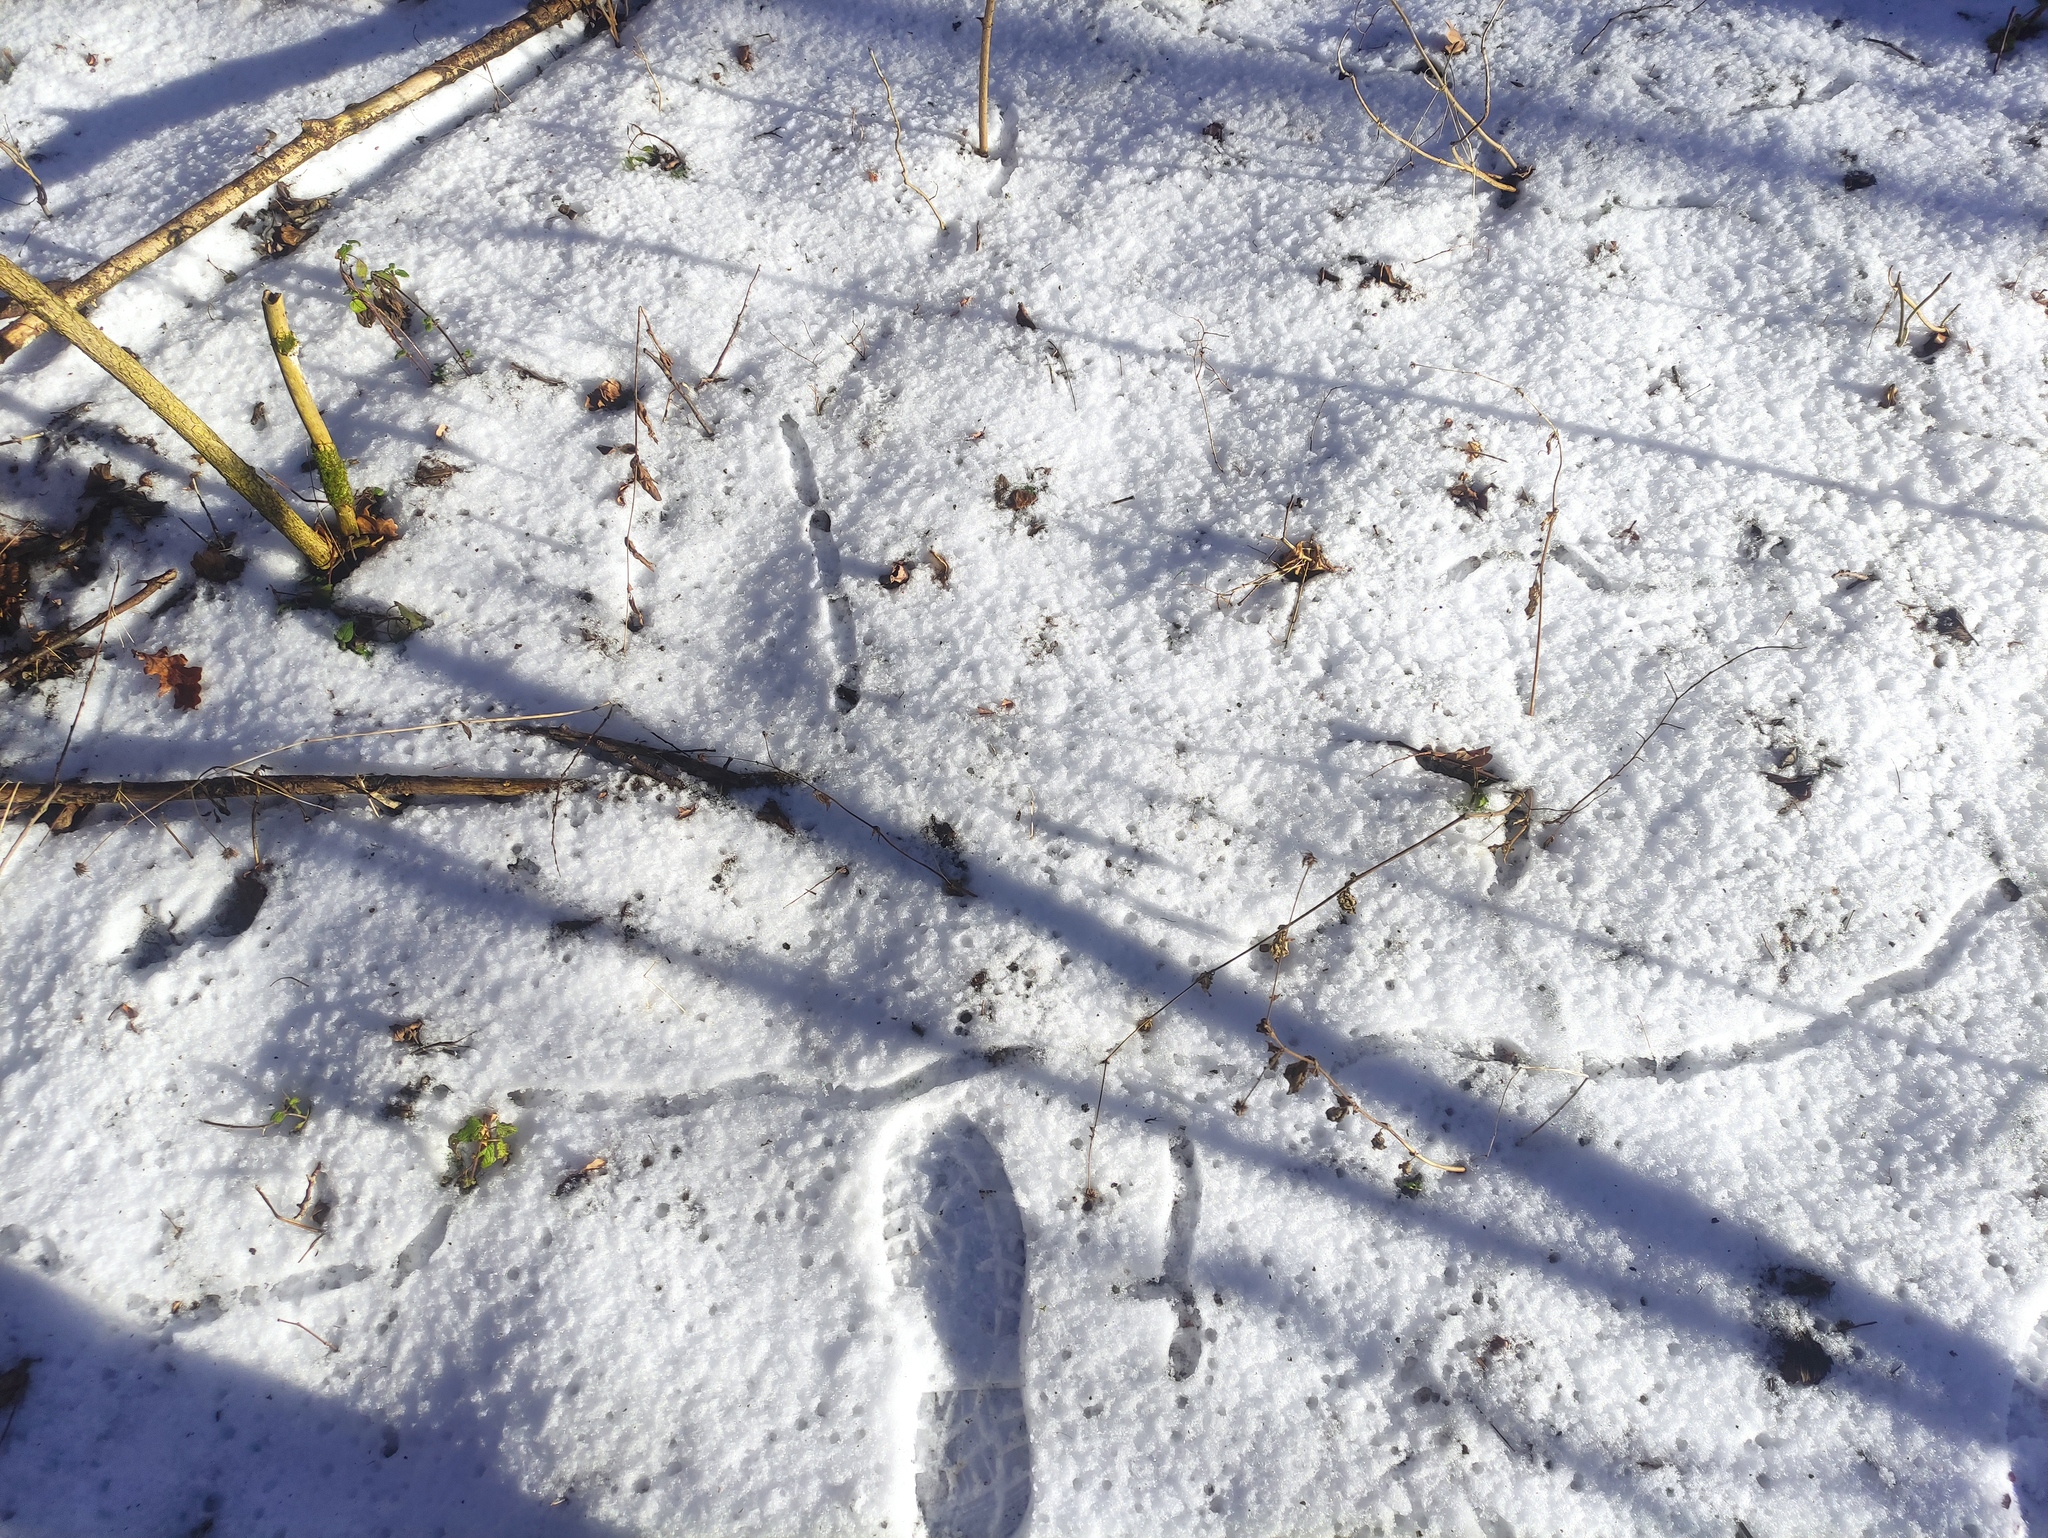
left=630, top=40, right=665, bottom=109
left=0, top=567, right=176, bottom=687
left=1578, top=2, right=1675, bottom=56
left=1081, top=813, right=1472, bottom=1200
left=1183, top=317, right=1227, bottom=473
left=870, top=49, right=946, bottom=232
left=1412, top=363, right=1563, bottom=714
left=1335, top=6, right=1524, bottom=192
left=1484, top=1066, right=1520, bottom=1158
left=784, top=862, right=850, bottom=906
left=1544, top=644, right=1794, bottom=833
left=277, top=1318, right=339, bottom=1353
left=1514, top=1076, right=1588, bottom=1146
left=0, top=137, right=48, bottom=217
left=698, top=264, right=761, bottom=386
left=0, top=564, right=122, bottom=881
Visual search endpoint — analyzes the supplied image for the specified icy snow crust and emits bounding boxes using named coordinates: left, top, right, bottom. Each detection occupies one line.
left=1, top=0, right=2046, bottom=1533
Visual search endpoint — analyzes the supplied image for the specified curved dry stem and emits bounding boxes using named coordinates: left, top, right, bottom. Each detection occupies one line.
left=870, top=49, right=946, bottom=232
left=1336, top=22, right=1522, bottom=193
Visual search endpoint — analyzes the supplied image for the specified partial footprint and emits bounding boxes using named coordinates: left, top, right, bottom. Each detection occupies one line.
left=782, top=414, right=860, bottom=713
left=1131, top=1127, right=1204, bottom=1380
left=2009, top=1306, right=2048, bottom=1528
left=884, top=1116, right=1032, bottom=1538
left=989, top=104, right=1021, bottom=198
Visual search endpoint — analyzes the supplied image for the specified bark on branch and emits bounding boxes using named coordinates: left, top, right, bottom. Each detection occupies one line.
left=0, top=252, right=337, bottom=570
left=0, top=772, right=574, bottom=820
left=0, top=0, right=607, bottom=362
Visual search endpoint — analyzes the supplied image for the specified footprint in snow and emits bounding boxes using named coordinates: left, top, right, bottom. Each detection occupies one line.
left=781, top=413, right=860, bottom=713
left=884, top=1116, right=1032, bottom=1538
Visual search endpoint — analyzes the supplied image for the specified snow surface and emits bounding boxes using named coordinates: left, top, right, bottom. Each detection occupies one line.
left=2, top=0, right=2047, bottom=1533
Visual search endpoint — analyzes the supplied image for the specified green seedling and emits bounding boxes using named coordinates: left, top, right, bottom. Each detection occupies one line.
left=333, top=239, right=472, bottom=383
left=448, top=1110, right=516, bottom=1191
left=625, top=126, right=689, bottom=177
left=331, top=601, right=433, bottom=658
left=200, top=1094, right=309, bottom=1135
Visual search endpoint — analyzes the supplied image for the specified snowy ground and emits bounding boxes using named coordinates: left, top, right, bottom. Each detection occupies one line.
left=2, top=0, right=2047, bottom=1532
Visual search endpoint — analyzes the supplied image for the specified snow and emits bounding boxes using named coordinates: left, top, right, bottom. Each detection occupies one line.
left=1, top=0, right=2046, bottom=1533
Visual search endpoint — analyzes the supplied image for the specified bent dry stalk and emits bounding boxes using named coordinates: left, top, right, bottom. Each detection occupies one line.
left=0, top=251, right=335, bottom=570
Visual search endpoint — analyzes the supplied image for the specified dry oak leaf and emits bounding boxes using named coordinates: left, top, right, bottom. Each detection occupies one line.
left=134, top=648, right=201, bottom=710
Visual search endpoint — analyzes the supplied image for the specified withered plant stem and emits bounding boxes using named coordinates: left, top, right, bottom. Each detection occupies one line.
left=0, top=568, right=176, bottom=688
left=0, top=773, right=573, bottom=824
left=870, top=49, right=946, bottom=232
left=0, top=252, right=335, bottom=569
left=0, top=565, right=122, bottom=882
left=0, top=0, right=609, bottom=361
left=1543, top=644, right=1794, bottom=833
left=1336, top=0, right=1525, bottom=193
left=262, top=291, right=358, bottom=542
left=1081, top=811, right=1473, bottom=1201
left=1413, top=363, right=1563, bottom=714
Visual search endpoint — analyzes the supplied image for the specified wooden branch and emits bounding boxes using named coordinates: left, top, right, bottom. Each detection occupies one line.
left=262, top=291, right=357, bottom=541
left=978, top=0, right=999, bottom=158
left=0, top=251, right=337, bottom=570
left=0, top=772, right=574, bottom=820
left=528, top=726, right=793, bottom=793
left=0, top=0, right=606, bottom=361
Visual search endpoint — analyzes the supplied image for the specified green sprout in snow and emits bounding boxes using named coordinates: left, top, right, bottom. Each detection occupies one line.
left=624, top=126, right=688, bottom=178
left=448, top=1110, right=516, bottom=1191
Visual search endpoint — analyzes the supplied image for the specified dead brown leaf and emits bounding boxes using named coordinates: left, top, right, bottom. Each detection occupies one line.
left=192, top=540, right=245, bottom=584
left=1447, top=474, right=1489, bottom=515
left=585, top=379, right=627, bottom=412
left=134, top=647, right=201, bottom=710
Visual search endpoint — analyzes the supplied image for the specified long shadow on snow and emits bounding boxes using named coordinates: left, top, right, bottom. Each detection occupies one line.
left=0, top=1262, right=627, bottom=1538
left=27, top=2, right=531, bottom=192
left=29, top=720, right=2026, bottom=1511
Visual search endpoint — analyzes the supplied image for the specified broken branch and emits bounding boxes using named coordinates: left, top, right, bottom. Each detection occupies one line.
left=0, top=252, right=335, bottom=570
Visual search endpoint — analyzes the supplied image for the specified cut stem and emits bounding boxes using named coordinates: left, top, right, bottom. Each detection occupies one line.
left=978, top=0, right=999, bottom=158
left=262, top=291, right=358, bottom=542
left=0, top=0, right=606, bottom=361
left=0, top=251, right=335, bottom=570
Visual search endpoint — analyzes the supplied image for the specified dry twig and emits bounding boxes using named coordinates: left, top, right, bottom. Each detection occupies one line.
left=1337, top=1, right=1527, bottom=193
left=870, top=49, right=946, bottom=231
left=1413, top=364, right=1563, bottom=714
left=1082, top=814, right=1473, bottom=1204
left=1544, top=644, right=1794, bottom=834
